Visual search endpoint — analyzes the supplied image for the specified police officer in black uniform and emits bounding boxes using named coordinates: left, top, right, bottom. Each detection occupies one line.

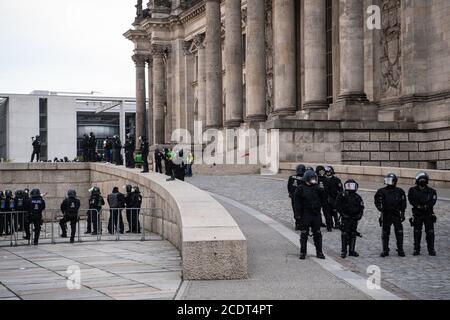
left=88, top=132, right=96, bottom=162
left=323, top=166, right=343, bottom=232
left=107, top=187, right=125, bottom=234
left=375, top=173, right=407, bottom=257
left=86, top=187, right=105, bottom=235
left=14, top=190, right=28, bottom=232
left=129, top=186, right=143, bottom=233
left=288, top=164, right=306, bottom=231
left=2, top=190, right=15, bottom=235
left=124, top=185, right=133, bottom=232
left=154, top=148, right=163, bottom=174
left=294, top=170, right=326, bottom=260
left=124, top=133, right=136, bottom=168
left=408, top=172, right=438, bottom=256
left=31, top=135, right=41, bottom=162
left=25, top=189, right=45, bottom=245
left=140, top=136, right=149, bottom=173
left=113, top=135, right=123, bottom=165
left=336, top=180, right=364, bottom=258
left=59, top=190, right=81, bottom=243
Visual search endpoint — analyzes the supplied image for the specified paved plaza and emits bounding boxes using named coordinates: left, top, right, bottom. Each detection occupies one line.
left=0, top=239, right=182, bottom=300
left=187, top=175, right=450, bottom=300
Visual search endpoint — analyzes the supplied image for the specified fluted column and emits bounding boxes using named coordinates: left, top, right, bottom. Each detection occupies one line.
left=338, top=0, right=367, bottom=100
left=273, top=0, right=297, bottom=115
left=133, top=54, right=147, bottom=149
left=303, top=0, right=328, bottom=119
left=225, top=0, right=243, bottom=128
left=245, top=0, right=267, bottom=122
left=147, top=57, right=154, bottom=145
left=205, top=0, right=223, bottom=129
left=195, top=34, right=207, bottom=126
left=151, top=45, right=167, bottom=145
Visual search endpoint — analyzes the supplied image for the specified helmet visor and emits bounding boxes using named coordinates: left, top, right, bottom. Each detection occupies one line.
left=384, top=177, right=396, bottom=186
left=344, top=182, right=358, bottom=191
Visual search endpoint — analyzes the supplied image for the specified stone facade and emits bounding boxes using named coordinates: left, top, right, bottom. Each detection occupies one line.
left=125, top=0, right=450, bottom=169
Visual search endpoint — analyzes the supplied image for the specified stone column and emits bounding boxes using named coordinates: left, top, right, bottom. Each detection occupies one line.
left=303, top=0, right=328, bottom=119
left=151, top=45, right=167, bottom=145
left=329, top=0, right=377, bottom=121
left=205, top=0, right=223, bottom=129
left=245, top=0, right=267, bottom=122
left=147, top=57, right=154, bottom=145
left=224, top=0, right=243, bottom=128
left=338, top=0, right=366, bottom=100
left=195, top=34, right=207, bottom=127
left=272, top=0, right=297, bottom=115
left=133, top=54, right=147, bottom=149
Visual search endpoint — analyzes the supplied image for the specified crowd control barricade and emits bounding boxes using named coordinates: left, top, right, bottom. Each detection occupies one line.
left=0, top=207, right=161, bottom=247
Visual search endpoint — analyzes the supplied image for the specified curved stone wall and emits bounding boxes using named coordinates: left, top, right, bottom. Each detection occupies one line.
left=0, top=163, right=248, bottom=280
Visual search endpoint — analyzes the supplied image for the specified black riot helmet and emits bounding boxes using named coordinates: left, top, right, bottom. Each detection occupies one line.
left=4, top=190, right=13, bottom=198
left=296, top=164, right=306, bottom=177
left=90, top=187, right=101, bottom=196
left=15, top=190, right=24, bottom=197
left=344, top=180, right=359, bottom=193
left=67, top=189, right=77, bottom=198
left=133, top=186, right=141, bottom=194
left=415, top=172, right=429, bottom=187
left=30, top=189, right=41, bottom=198
left=325, top=166, right=335, bottom=177
left=316, top=166, right=326, bottom=177
left=384, top=173, right=398, bottom=187
left=124, top=185, right=132, bottom=193
left=304, top=170, right=319, bottom=186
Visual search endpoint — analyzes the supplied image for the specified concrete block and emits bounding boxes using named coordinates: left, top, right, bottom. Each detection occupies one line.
left=343, top=132, right=370, bottom=142
left=409, top=152, right=427, bottom=161
left=342, top=152, right=370, bottom=161
left=389, top=132, right=409, bottom=142
left=370, top=152, right=390, bottom=161
left=390, top=152, right=409, bottom=161
left=363, top=166, right=383, bottom=176
left=370, top=132, right=389, bottom=142
left=342, top=142, right=361, bottom=151
left=361, top=142, right=380, bottom=151
left=400, top=142, right=419, bottom=151
left=294, top=131, right=314, bottom=144
left=380, top=142, right=400, bottom=151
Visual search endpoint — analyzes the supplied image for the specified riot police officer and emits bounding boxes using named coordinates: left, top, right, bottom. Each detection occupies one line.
left=113, top=135, right=123, bottom=165
left=0, top=191, right=8, bottom=236
left=59, top=190, right=81, bottom=243
left=323, top=166, right=343, bottom=232
left=31, top=135, right=41, bottom=162
left=140, top=136, right=149, bottom=173
left=294, top=170, right=326, bottom=260
left=336, top=180, right=364, bottom=258
left=107, top=187, right=125, bottom=234
left=375, top=173, right=407, bottom=257
left=129, top=186, right=143, bottom=233
left=124, top=185, right=133, bottom=231
left=288, top=164, right=306, bottom=231
left=154, top=148, right=164, bottom=174
left=124, top=133, right=135, bottom=168
left=408, top=172, right=438, bottom=256
left=25, top=189, right=45, bottom=245
left=2, top=190, right=15, bottom=235
left=14, top=190, right=28, bottom=232
left=81, top=134, right=89, bottom=162
left=87, top=187, right=105, bottom=235
left=88, top=132, right=96, bottom=162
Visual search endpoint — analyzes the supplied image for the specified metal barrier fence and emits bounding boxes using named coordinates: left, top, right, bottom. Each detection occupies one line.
left=0, top=208, right=163, bottom=247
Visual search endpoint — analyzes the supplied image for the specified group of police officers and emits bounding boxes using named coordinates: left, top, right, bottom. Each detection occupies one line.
left=0, top=185, right=143, bottom=245
left=288, top=165, right=438, bottom=260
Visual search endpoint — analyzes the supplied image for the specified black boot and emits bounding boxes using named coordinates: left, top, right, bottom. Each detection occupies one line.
left=340, top=233, right=348, bottom=258
left=313, top=232, right=325, bottom=259
left=380, top=233, right=390, bottom=257
left=426, top=230, right=436, bottom=256
left=413, top=229, right=421, bottom=256
left=396, top=230, right=405, bottom=257
left=60, top=221, right=67, bottom=238
left=299, top=231, right=308, bottom=259
left=349, top=237, right=359, bottom=257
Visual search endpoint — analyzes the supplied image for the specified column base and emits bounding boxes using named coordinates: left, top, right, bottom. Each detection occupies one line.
left=245, top=114, right=267, bottom=123
left=329, top=94, right=378, bottom=121
left=300, top=100, right=329, bottom=120
left=224, top=119, right=244, bottom=128
left=271, top=108, right=297, bottom=117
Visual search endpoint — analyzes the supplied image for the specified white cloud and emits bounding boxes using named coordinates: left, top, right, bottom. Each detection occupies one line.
left=0, top=0, right=137, bottom=97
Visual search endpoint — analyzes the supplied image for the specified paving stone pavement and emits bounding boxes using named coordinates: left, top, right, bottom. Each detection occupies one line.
left=187, top=175, right=450, bottom=300
left=0, top=239, right=182, bottom=300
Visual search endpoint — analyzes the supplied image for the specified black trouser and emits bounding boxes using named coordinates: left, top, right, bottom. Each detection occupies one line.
left=142, top=153, right=149, bottom=172
left=290, top=197, right=301, bottom=230
left=0, top=213, right=5, bottom=236
left=128, top=209, right=141, bottom=233
left=24, top=213, right=43, bottom=244
left=88, top=149, right=96, bottom=162
left=381, top=213, right=404, bottom=253
left=165, top=160, right=172, bottom=176
left=105, top=149, right=111, bottom=162
left=31, top=150, right=40, bottom=162
left=86, top=208, right=101, bottom=233
left=0, top=212, right=12, bottom=235
left=299, top=213, right=323, bottom=255
left=341, top=217, right=358, bottom=252
left=60, top=214, right=78, bottom=240
left=155, top=160, right=163, bottom=173
left=83, top=149, right=89, bottom=162
left=113, top=149, right=121, bottom=165
left=323, top=202, right=339, bottom=229
left=108, top=209, right=124, bottom=234
left=125, top=150, right=134, bottom=168
left=413, top=214, right=435, bottom=253
left=17, top=211, right=25, bottom=231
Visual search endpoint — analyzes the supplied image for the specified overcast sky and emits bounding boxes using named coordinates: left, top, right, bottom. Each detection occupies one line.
left=0, top=0, right=137, bottom=97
